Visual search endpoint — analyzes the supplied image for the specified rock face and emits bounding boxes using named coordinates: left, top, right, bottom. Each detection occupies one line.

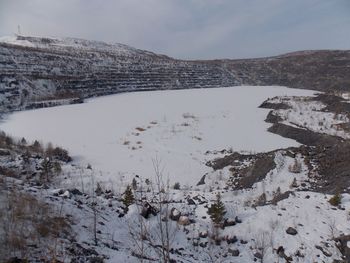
left=0, top=35, right=349, bottom=113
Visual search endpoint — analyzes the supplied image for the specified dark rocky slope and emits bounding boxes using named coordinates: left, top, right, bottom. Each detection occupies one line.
left=207, top=50, right=350, bottom=92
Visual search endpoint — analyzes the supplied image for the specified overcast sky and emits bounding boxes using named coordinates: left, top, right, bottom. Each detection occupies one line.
left=0, top=0, right=349, bottom=59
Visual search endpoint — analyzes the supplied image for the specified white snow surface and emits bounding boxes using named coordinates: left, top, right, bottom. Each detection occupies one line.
left=0, top=86, right=316, bottom=185
left=0, top=35, right=156, bottom=57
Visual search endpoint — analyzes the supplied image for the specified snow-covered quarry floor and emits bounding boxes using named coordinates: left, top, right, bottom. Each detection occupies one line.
left=0, top=86, right=316, bottom=185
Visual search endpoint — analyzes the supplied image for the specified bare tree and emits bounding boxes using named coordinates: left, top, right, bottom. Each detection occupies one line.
left=89, top=173, right=98, bottom=246
left=128, top=158, right=177, bottom=262
left=151, top=157, right=175, bottom=262
left=128, top=179, right=154, bottom=262
left=254, top=231, right=272, bottom=263
left=327, top=217, right=338, bottom=239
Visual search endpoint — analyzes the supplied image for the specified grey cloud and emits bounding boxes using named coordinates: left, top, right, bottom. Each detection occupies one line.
left=0, top=0, right=349, bottom=59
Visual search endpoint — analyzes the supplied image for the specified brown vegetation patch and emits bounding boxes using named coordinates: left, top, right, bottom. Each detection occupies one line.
left=0, top=183, right=71, bottom=261
left=135, top=127, right=146, bottom=132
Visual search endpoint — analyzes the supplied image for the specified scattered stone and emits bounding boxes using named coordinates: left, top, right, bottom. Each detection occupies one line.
left=223, top=218, right=236, bottom=228
left=140, top=202, right=158, bottom=219
left=286, top=227, right=298, bottom=235
left=89, top=257, right=104, bottom=263
left=235, top=216, right=242, bottom=223
left=70, top=188, right=83, bottom=195
left=199, top=242, right=208, bottom=248
left=214, top=238, right=221, bottom=246
left=178, top=216, right=190, bottom=226
left=5, top=257, right=27, bottom=263
left=199, top=230, right=208, bottom=238
left=187, top=198, right=196, bottom=205
left=295, top=250, right=304, bottom=258
left=226, top=236, right=238, bottom=244
left=315, top=245, right=332, bottom=257
left=60, top=190, right=71, bottom=198
left=169, top=208, right=181, bottom=221
left=228, top=248, right=240, bottom=256
left=254, top=252, right=263, bottom=259
left=335, top=235, right=350, bottom=260
left=277, top=246, right=285, bottom=257
left=196, top=174, right=206, bottom=186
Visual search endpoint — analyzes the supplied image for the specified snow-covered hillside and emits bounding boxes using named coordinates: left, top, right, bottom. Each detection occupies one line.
left=0, top=34, right=350, bottom=262
left=0, top=35, right=164, bottom=58
left=1, top=86, right=350, bottom=262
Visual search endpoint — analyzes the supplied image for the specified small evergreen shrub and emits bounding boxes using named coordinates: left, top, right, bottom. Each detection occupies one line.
left=173, top=182, right=180, bottom=190
left=122, top=185, right=135, bottom=212
left=207, top=193, right=226, bottom=226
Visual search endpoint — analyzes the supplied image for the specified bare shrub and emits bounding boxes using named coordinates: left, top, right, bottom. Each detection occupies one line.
left=128, top=158, right=177, bottom=262
left=254, top=193, right=267, bottom=207
left=182, top=113, right=196, bottom=119
left=0, top=181, right=70, bottom=261
left=135, top=127, right=146, bottom=132
left=173, top=182, right=180, bottom=190
left=253, top=231, right=272, bottom=263
left=288, top=159, right=302, bottom=173
left=51, top=146, right=72, bottom=162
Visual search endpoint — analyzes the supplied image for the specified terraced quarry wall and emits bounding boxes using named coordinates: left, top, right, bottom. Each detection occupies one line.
left=0, top=36, right=349, bottom=113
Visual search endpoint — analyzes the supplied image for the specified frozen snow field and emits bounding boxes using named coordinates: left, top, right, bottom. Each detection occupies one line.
left=0, top=86, right=316, bottom=185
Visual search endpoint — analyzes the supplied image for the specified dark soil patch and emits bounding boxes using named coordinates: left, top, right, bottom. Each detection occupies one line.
left=314, top=93, right=350, bottom=114
left=304, top=142, right=350, bottom=194
left=335, top=235, right=350, bottom=261
left=268, top=123, right=342, bottom=146
left=207, top=151, right=276, bottom=189
left=259, top=100, right=291, bottom=110
left=265, top=110, right=283, bottom=124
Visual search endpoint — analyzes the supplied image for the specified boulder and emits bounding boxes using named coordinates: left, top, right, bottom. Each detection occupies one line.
left=226, top=235, right=238, bottom=244
left=286, top=227, right=298, bottom=235
left=70, top=188, right=83, bottom=195
left=169, top=208, right=181, bottom=221
left=60, top=190, right=71, bottom=198
left=235, top=216, right=242, bottom=223
left=228, top=248, right=240, bottom=257
left=140, top=202, right=158, bottom=219
left=254, top=252, right=263, bottom=259
left=178, top=215, right=190, bottom=226
left=196, top=174, right=206, bottom=186
left=187, top=198, right=196, bottom=205
left=223, top=218, right=236, bottom=228
left=315, top=245, right=332, bottom=257
left=199, top=230, right=208, bottom=238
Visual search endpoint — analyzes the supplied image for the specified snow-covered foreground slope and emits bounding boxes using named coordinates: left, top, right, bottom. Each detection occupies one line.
left=0, top=86, right=315, bottom=185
